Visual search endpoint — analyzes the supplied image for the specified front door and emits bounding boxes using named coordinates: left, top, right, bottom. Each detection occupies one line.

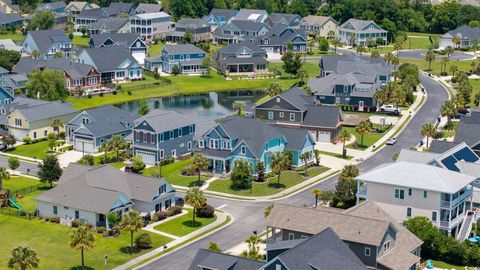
left=359, top=100, right=364, bottom=111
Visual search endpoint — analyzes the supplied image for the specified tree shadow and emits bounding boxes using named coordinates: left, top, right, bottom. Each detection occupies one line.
left=119, top=246, right=141, bottom=254
left=182, top=220, right=203, bottom=228
left=268, top=182, right=286, bottom=189
left=69, top=266, right=94, bottom=270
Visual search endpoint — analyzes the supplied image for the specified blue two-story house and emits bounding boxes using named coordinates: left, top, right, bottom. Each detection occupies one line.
left=89, top=33, right=148, bottom=64
left=66, top=105, right=137, bottom=153
left=213, top=20, right=269, bottom=44
left=144, top=44, right=207, bottom=74
left=198, top=116, right=315, bottom=174
left=204, top=9, right=237, bottom=30
left=133, top=110, right=196, bottom=165
left=21, top=29, right=73, bottom=59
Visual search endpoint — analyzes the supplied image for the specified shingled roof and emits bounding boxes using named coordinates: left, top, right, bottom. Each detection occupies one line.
left=188, top=249, right=264, bottom=270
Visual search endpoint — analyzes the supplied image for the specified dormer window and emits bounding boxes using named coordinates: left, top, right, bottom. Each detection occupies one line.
left=264, top=38, right=269, bottom=45
left=82, top=117, right=89, bottom=124
left=241, top=146, right=246, bottom=155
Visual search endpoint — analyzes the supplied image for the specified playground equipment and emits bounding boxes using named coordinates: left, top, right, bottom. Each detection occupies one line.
left=426, top=260, right=434, bottom=269
left=8, top=198, right=21, bottom=209
left=0, top=189, right=22, bottom=209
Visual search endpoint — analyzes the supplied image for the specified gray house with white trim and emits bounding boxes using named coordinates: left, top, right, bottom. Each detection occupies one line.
left=338, top=19, right=388, bottom=46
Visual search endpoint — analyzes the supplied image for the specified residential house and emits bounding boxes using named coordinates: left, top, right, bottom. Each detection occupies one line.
left=299, top=15, right=338, bottom=37
left=269, top=13, right=302, bottom=28
left=103, top=2, right=134, bottom=17
left=0, top=12, right=22, bottom=29
left=189, top=228, right=367, bottom=270
left=197, top=116, right=315, bottom=174
left=144, top=43, right=206, bottom=74
left=213, top=20, right=269, bottom=44
left=440, top=25, right=480, bottom=49
left=36, top=164, right=176, bottom=228
left=338, top=19, right=388, bottom=46
left=266, top=202, right=423, bottom=270
left=88, top=17, right=130, bottom=35
left=319, top=55, right=391, bottom=83
left=13, top=57, right=101, bottom=92
left=0, top=0, right=19, bottom=13
left=76, top=46, right=142, bottom=83
left=133, top=110, right=196, bottom=165
left=214, top=41, right=268, bottom=76
left=357, top=143, right=478, bottom=238
left=254, top=24, right=307, bottom=56
left=0, top=73, right=27, bottom=94
left=6, top=97, right=78, bottom=140
left=231, top=9, right=270, bottom=24
left=135, top=3, right=163, bottom=14
left=130, top=12, right=172, bottom=42
left=204, top=8, right=237, bottom=30
left=65, top=1, right=99, bottom=16
left=0, top=86, right=15, bottom=131
left=254, top=86, right=342, bottom=143
left=21, top=29, right=73, bottom=59
left=0, top=38, right=22, bottom=52
left=75, top=9, right=107, bottom=32
left=34, top=1, right=68, bottom=29
left=166, top=18, right=211, bottom=43
left=66, top=105, right=137, bottom=153
left=89, top=33, right=148, bottom=64
left=37, top=1, right=66, bottom=13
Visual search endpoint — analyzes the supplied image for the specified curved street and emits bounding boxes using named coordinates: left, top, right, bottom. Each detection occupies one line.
left=136, top=73, right=449, bottom=270
left=396, top=49, right=474, bottom=60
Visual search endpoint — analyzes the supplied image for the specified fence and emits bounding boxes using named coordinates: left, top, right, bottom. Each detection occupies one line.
left=9, top=183, right=48, bottom=197
left=0, top=207, right=37, bottom=219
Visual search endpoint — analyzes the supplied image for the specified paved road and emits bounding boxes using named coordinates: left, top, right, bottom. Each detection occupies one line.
left=0, top=156, right=39, bottom=175
left=397, top=50, right=473, bottom=61
left=138, top=73, right=448, bottom=270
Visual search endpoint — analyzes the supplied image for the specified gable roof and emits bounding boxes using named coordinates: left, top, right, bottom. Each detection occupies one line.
left=0, top=38, right=21, bottom=51
left=320, top=54, right=388, bottom=74
left=134, top=109, right=195, bottom=132
left=219, top=40, right=265, bottom=54
left=25, top=29, right=71, bottom=55
left=301, top=15, right=336, bottom=26
left=132, top=11, right=170, bottom=20
left=135, top=3, right=163, bottom=13
left=37, top=1, right=66, bottom=11
left=81, top=46, right=138, bottom=71
left=0, top=12, right=22, bottom=25
left=74, top=105, right=137, bottom=137
left=207, top=8, right=237, bottom=20
left=103, top=2, right=133, bottom=16
left=188, top=249, right=264, bottom=270
left=90, top=32, right=142, bottom=48
left=163, top=43, right=205, bottom=55
left=442, top=25, right=480, bottom=40
left=429, top=140, right=457, bottom=153
left=229, top=20, right=266, bottom=31
left=175, top=18, right=209, bottom=28
left=65, top=1, right=99, bottom=11
left=308, top=73, right=381, bottom=98
left=340, top=18, right=386, bottom=33
left=76, top=8, right=107, bottom=19
left=88, top=17, right=129, bottom=31
left=13, top=57, right=96, bottom=78
left=269, top=13, right=300, bottom=25
left=232, top=9, right=268, bottom=22
left=12, top=98, right=78, bottom=122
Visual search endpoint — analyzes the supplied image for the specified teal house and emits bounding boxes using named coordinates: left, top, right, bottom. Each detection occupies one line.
left=144, top=44, right=207, bottom=74
left=197, top=116, right=315, bottom=174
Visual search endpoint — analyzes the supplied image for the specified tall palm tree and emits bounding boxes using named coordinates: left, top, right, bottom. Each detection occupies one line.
left=425, top=50, right=435, bottom=71
left=98, top=142, right=111, bottom=165
left=240, top=235, right=264, bottom=260
left=355, top=120, right=373, bottom=147
left=107, top=135, right=127, bottom=161
left=69, top=226, right=95, bottom=270
left=313, top=149, right=321, bottom=166
left=295, top=67, right=308, bottom=86
left=7, top=246, right=39, bottom=270
left=444, top=46, right=454, bottom=59
left=31, top=50, right=40, bottom=59
left=391, top=56, right=400, bottom=78
left=301, top=151, right=311, bottom=176
left=450, top=65, right=458, bottom=78
left=312, top=188, right=323, bottom=207
left=270, top=151, right=290, bottom=185
left=0, top=167, right=10, bottom=190
left=266, top=83, right=282, bottom=97
left=452, top=36, right=461, bottom=49
left=440, top=99, right=457, bottom=128
left=420, top=122, right=436, bottom=149
left=338, top=130, right=351, bottom=157
left=232, top=100, right=245, bottom=116
left=119, top=211, right=143, bottom=254
left=191, top=153, right=209, bottom=184
left=185, top=187, right=206, bottom=225
left=50, top=118, right=64, bottom=136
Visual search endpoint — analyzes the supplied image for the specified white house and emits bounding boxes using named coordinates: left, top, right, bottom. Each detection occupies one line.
left=338, top=19, right=388, bottom=46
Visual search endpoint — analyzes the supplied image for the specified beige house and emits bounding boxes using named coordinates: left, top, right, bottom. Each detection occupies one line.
left=6, top=98, right=78, bottom=140
left=299, top=15, right=338, bottom=37
left=0, top=0, right=18, bottom=13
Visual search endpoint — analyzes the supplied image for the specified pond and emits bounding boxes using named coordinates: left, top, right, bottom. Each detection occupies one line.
left=114, top=90, right=265, bottom=120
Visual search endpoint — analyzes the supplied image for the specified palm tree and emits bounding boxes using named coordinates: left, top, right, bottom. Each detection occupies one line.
left=425, top=50, right=435, bottom=71
left=191, top=153, right=209, bottom=185
left=348, top=34, right=356, bottom=46
left=332, top=38, right=342, bottom=53
left=240, top=235, right=264, bottom=260
left=384, top=52, right=394, bottom=67
left=312, top=188, right=323, bottom=207
left=420, top=122, right=436, bottom=149
left=107, top=135, right=127, bottom=161
left=441, top=99, right=457, bottom=128
left=393, top=40, right=403, bottom=53
left=440, top=57, right=449, bottom=75
left=7, top=246, right=39, bottom=270
left=270, top=151, right=290, bottom=185
left=313, top=149, right=321, bottom=166
left=301, top=151, right=311, bottom=176
left=98, top=142, right=111, bottom=165
left=50, top=118, right=64, bottom=136
left=31, top=50, right=40, bottom=59
left=185, top=187, right=206, bottom=225
left=264, top=204, right=274, bottom=218
left=266, top=83, right=282, bottom=97
left=450, top=65, right=458, bottom=78
left=296, top=67, right=308, bottom=86
left=452, top=36, right=461, bottom=49
left=444, top=46, right=454, bottom=59
left=373, top=88, right=388, bottom=109
left=119, top=211, right=143, bottom=254
left=338, top=130, right=351, bottom=157
left=69, top=226, right=95, bottom=270
left=232, top=100, right=245, bottom=116
left=0, top=167, right=10, bottom=190
left=391, top=56, right=400, bottom=77
left=355, top=120, right=373, bottom=147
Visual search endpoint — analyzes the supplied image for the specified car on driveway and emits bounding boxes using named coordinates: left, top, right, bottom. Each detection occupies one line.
left=386, top=137, right=397, bottom=145
left=380, top=104, right=400, bottom=115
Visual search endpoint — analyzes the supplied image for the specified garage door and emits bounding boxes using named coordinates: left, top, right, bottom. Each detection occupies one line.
left=136, top=150, right=156, bottom=165
left=132, top=51, right=146, bottom=65
left=316, top=131, right=331, bottom=142
left=74, top=138, right=95, bottom=153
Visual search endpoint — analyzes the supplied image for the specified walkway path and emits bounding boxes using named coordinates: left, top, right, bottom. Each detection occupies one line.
left=200, top=177, right=218, bottom=191
left=142, top=210, right=189, bottom=240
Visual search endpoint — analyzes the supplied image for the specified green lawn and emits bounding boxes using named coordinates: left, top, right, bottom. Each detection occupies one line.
left=143, top=158, right=210, bottom=187
left=0, top=215, right=172, bottom=270
left=0, top=32, right=25, bottom=42
left=2, top=176, right=41, bottom=192
left=345, top=125, right=392, bottom=150
left=67, top=61, right=320, bottom=110
left=148, top=42, right=165, bottom=56
left=207, top=166, right=329, bottom=196
left=429, top=260, right=465, bottom=270
left=317, top=150, right=353, bottom=160
left=71, top=36, right=90, bottom=47
left=467, top=79, right=480, bottom=106
left=13, top=189, right=43, bottom=212
left=154, top=208, right=216, bottom=237
left=439, top=120, right=459, bottom=138
left=399, top=58, right=475, bottom=76
left=5, top=141, right=63, bottom=160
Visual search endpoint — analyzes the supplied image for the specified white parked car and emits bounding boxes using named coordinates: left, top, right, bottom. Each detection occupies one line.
left=380, top=104, right=400, bottom=115
left=386, top=137, right=397, bottom=145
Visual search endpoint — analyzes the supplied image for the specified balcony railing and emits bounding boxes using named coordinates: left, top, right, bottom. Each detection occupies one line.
left=439, top=211, right=466, bottom=229
left=440, top=187, right=472, bottom=209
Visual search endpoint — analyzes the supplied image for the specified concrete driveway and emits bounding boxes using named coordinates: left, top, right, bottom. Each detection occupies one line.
left=57, top=150, right=84, bottom=168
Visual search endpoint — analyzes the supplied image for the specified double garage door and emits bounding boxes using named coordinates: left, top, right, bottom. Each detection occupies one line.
left=73, top=138, right=95, bottom=153
left=136, top=150, right=156, bottom=165
left=312, top=130, right=331, bottom=143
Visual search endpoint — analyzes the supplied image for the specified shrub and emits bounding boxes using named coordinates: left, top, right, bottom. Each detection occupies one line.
left=160, top=156, right=175, bottom=166
left=132, top=154, right=145, bottom=173
left=99, top=92, right=104, bottom=97
left=180, top=166, right=195, bottom=176
left=113, top=90, right=117, bottom=95
left=166, top=206, right=183, bottom=217
left=135, top=233, right=152, bottom=249
left=71, top=220, right=81, bottom=227
left=128, top=90, right=132, bottom=95
left=87, top=94, right=92, bottom=99
left=96, top=226, right=106, bottom=234
left=153, top=211, right=168, bottom=221
left=85, top=223, right=93, bottom=229
left=58, top=131, right=66, bottom=140
left=196, top=204, right=214, bottom=218
left=23, top=136, right=32, bottom=144
left=78, top=154, right=95, bottom=166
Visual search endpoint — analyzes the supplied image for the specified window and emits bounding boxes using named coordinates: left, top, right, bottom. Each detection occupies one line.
left=364, top=247, right=371, bottom=256
left=432, top=211, right=437, bottom=221
left=395, top=189, right=405, bottom=200
left=276, top=97, right=280, bottom=102
left=188, top=141, right=192, bottom=150
left=33, top=132, right=37, bottom=139
left=289, top=113, right=295, bottom=121
left=198, top=139, right=204, bottom=148
left=75, top=210, right=79, bottom=219
left=171, top=149, right=176, bottom=157
left=423, top=190, right=428, bottom=198
left=288, top=233, right=294, bottom=240
left=276, top=264, right=281, bottom=270
left=241, top=146, right=246, bottom=155
left=408, top=188, right=412, bottom=196
left=186, top=55, right=190, bottom=61
left=14, top=118, right=22, bottom=126
left=88, top=77, right=97, bottom=85
left=180, top=55, right=184, bottom=61
left=407, top=207, right=412, bottom=217
left=159, top=184, right=167, bottom=194
left=268, top=111, right=274, bottom=120
left=53, top=206, right=57, bottom=215
left=383, top=241, right=390, bottom=252
left=116, top=71, right=125, bottom=78
left=335, top=97, right=340, bottom=104
left=159, top=149, right=164, bottom=159
left=82, top=117, right=89, bottom=124
left=279, top=112, right=284, bottom=118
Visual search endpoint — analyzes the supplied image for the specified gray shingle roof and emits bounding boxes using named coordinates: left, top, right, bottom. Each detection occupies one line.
left=37, top=1, right=66, bottom=11
left=303, top=105, right=342, bottom=128
left=90, top=32, right=141, bottom=48
left=134, top=109, right=195, bottom=132
left=81, top=46, right=138, bottom=71
left=175, top=18, right=209, bottom=28
left=269, top=13, right=300, bottom=25
left=76, top=8, right=107, bottom=19
left=103, top=2, right=133, bottom=16
left=442, top=25, right=480, bottom=40
left=74, top=105, right=137, bottom=138
left=188, top=249, right=264, bottom=270
left=454, top=121, right=480, bottom=146
left=26, top=29, right=71, bottom=55
left=320, top=54, right=387, bottom=73
left=12, top=98, right=78, bottom=122
left=207, top=9, right=236, bottom=20
left=308, top=73, right=381, bottom=98
left=429, top=140, right=457, bottom=154
left=339, top=18, right=386, bottom=33
left=219, top=41, right=265, bottom=54
left=13, top=57, right=95, bottom=78
left=163, top=43, right=205, bottom=55
left=301, top=15, right=335, bottom=26
left=0, top=12, right=22, bottom=25
left=135, top=3, right=162, bottom=13
left=88, top=17, right=129, bottom=31
left=232, top=9, right=268, bottom=22
left=229, top=20, right=265, bottom=31
left=272, top=126, right=311, bottom=152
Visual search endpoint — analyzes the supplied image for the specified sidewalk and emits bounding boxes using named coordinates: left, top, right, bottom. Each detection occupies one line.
left=114, top=210, right=230, bottom=270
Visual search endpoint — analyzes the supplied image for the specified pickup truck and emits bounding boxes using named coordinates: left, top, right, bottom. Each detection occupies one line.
left=379, top=105, right=400, bottom=115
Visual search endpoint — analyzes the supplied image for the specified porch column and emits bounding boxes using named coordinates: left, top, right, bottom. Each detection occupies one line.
left=237, top=64, right=239, bottom=73
left=222, top=160, right=225, bottom=173
left=105, top=214, right=109, bottom=230
left=211, top=159, right=215, bottom=173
